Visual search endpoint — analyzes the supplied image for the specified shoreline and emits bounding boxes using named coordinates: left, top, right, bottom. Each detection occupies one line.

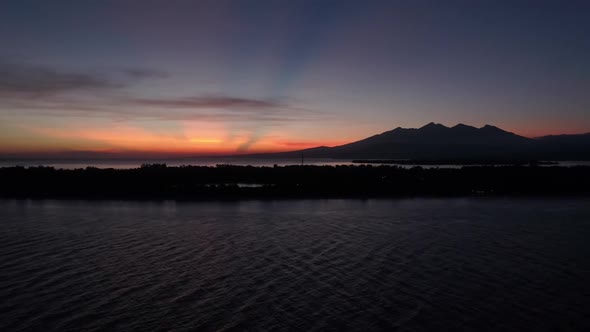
left=2, top=164, right=590, bottom=200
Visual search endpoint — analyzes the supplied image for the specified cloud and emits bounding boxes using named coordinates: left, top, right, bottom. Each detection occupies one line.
left=0, top=63, right=326, bottom=153
left=237, top=131, right=264, bottom=152
left=127, top=95, right=284, bottom=109
left=0, top=62, right=166, bottom=99
left=1, top=99, right=317, bottom=124
left=0, top=61, right=313, bottom=126
left=0, top=63, right=119, bottom=98
left=122, top=96, right=323, bottom=136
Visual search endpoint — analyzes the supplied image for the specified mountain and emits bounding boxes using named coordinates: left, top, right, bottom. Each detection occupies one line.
left=536, top=133, right=590, bottom=144
left=262, top=123, right=590, bottom=160
left=529, top=133, right=590, bottom=160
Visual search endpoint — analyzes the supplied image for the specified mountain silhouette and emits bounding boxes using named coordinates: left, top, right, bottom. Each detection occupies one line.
left=260, top=123, right=590, bottom=160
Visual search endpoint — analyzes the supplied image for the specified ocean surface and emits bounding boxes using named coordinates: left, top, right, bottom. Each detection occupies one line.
left=2, top=158, right=590, bottom=169
left=0, top=158, right=352, bottom=169
left=1, top=198, right=589, bottom=331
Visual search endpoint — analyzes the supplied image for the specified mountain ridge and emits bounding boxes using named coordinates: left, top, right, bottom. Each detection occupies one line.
left=248, top=123, right=590, bottom=160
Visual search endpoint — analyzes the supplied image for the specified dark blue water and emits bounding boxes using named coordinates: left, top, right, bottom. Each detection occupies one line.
left=1, top=198, right=589, bottom=331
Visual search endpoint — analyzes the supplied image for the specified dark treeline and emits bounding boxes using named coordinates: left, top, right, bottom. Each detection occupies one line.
left=1, top=164, right=590, bottom=199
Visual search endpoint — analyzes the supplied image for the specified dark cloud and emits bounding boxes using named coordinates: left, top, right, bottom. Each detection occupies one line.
left=0, top=62, right=165, bottom=99
left=0, top=63, right=121, bottom=98
left=128, top=96, right=283, bottom=110
left=0, top=63, right=324, bottom=133
left=237, top=131, right=263, bottom=152
left=1, top=96, right=320, bottom=125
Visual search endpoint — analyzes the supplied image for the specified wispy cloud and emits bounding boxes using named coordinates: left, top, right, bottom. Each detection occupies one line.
left=3, top=90, right=321, bottom=124
left=124, top=96, right=322, bottom=130
left=0, top=63, right=329, bottom=153
left=128, top=95, right=284, bottom=109
left=0, top=62, right=166, bottom=99
left=0, top=63, right=119, bottom=98
left=0, top=61, right=317, bottom=124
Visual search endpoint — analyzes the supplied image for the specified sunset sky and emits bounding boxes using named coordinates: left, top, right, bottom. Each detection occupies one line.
left=1, top=0, right=589, bottom=157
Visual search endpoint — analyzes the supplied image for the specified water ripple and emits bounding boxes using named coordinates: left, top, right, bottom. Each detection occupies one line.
left=0, top=198, right=589, bottom=331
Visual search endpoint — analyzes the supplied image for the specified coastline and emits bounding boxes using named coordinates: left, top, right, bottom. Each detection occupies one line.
left=2, top=164, right=590, bottom=200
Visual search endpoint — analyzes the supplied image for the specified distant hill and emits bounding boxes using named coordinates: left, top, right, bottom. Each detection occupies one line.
left=530, top=132, right=590, bottom=160
left=252, top=123, right=590, bottom=160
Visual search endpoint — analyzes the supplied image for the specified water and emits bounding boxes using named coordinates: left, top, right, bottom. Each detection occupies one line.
left=1, top=158, right=590, bottom=169
left=1, top=198, right=589, bottom=331
left=0, top=158, right=354, bottom=169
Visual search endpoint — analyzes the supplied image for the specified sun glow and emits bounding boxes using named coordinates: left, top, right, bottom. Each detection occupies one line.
left=1, top=119, right=350, bottom=157
left=190, top=138, right=223, bottom=144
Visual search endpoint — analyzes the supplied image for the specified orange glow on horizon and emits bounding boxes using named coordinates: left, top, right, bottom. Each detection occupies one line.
left=6, top=118, right=586, bottom=158
left=190, top=138, right=223, bottom=144
left=0, top=122, right=349, bottom=157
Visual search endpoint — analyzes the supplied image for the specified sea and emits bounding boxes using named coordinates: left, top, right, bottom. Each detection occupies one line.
left=1, top=198, right=589, bottom=331
left=0, top=158, right=349, bottom=169
left=1, top=158, right=590, bottom=169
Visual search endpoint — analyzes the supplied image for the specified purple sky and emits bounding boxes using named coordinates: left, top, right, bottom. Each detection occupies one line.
left=1, top=0, right=589, bottom=156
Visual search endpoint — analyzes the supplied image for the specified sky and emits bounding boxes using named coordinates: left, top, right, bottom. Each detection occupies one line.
left=1, top=0, right=589, bottom=157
